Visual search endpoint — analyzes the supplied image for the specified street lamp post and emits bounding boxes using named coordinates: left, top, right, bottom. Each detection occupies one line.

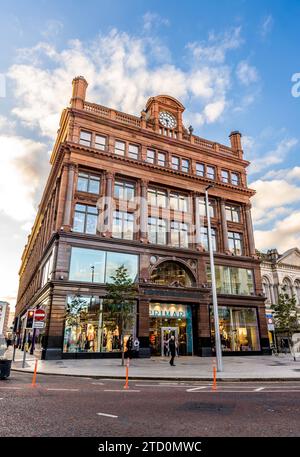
left=205, top=185, right=223, bottom=372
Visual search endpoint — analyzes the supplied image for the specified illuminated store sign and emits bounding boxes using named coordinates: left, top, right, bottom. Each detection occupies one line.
left=150, top=303, right=187, bottom=319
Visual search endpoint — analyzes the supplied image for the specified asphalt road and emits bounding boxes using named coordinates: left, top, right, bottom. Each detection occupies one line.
left=0, top=372, right=300, bottom=437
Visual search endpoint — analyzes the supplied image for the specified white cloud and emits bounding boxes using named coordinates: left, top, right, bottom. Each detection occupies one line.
left=187, top=27, right=243, bottom=63
left=41, top=20, right=64, bottom=38
left=263, top=166, right=300, bottom=181
left=248, top=137, right=298, bottom=174
left=8, top=27, right=244, bottom=136
left=143, top=12, right=170, bottom=31
left=236, top=61, right=258, bottom=86
left=0, top=135, right=49, bottom=222
left=255, top=211, right=300, bottom=252
left=260, top=15, right=274, bottom=39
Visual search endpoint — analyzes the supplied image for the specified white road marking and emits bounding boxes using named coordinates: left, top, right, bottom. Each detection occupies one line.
left=254, top=387, right=265, bottom=392
left=104, top=389, right=141, bottom=392
left=0, top=398, right=3, bottom=400
left=97, top=412, right=118, bottom=418
left=135, top=384, right=195, bottom=388
left=0, top=387, right=23, bottom=390
left=91, top=382, right=104, bottom=385
left=186, top=386, right=209, bottom=392
left=46, top=388, right=79, bottom=392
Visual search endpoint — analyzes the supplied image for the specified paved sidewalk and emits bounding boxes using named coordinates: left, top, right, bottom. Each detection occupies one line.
left=10, top=351, right=300, bottom=381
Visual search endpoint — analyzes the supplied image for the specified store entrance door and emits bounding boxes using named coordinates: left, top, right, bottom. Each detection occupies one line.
left=161, top=327, right=178, bottom=357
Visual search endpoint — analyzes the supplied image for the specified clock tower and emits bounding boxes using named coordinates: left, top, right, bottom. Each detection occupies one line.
left=143, top=95, right=185, bottom=139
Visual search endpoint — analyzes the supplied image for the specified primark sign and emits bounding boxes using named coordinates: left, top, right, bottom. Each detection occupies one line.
left=150, top=303, right=186, bottom=319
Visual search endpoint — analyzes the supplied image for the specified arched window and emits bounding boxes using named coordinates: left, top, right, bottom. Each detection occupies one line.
left=294, top=280, right=300, bottom=304
left=282, top=277, right=293, bottom=298
left=262, top=276, right=272, bottom=303
left=150, top=261, right=195, bottom=287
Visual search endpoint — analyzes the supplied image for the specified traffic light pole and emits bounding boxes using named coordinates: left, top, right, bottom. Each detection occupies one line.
left=22, top=329, right=27, bottom=368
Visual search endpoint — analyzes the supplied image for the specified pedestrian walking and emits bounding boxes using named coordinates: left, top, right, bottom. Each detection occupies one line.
left=126, top=335, right=134, bottom=359
left=133, top=337, right=140, bottom=357
left=168, top=335, right=177, bottom=366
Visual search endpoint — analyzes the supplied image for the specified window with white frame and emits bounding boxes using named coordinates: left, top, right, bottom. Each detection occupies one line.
left=199, top=197, right=215, bottom=217
left=77, top=173, right=100, bottom=194
left=196, top=163, right=205, bottom=177
left=170, top=192, right=188, bottom=212
left=148, top=217, right=167, bottom=245
left=231, top=172, right=240, bottom=186
left=128, top=144, right=139, bottom=160
left=170, top=221, right=189, bottom=248
left=73, top=204, right=98, bottom=234
left=79, top=131, right=92, bottom=147
left=181, top=159, right=190, bottom=173
left=221, top=170, right=229, bottom=183
left=171, top=156, right=180, bottom=171
left=225, top=204, right=241, bottom=222
left=200, top=226, right=217, bottom=252
left=207, top=166, right=215, bottom=180
left=114, top=180, right=135, bottom=201
left=95, top=134, right=106, bottom=151
left=112, top=211, right=134, bottom=240
left=158, top=152, right=166, bottom=167
left=147, top=188, right=167, bottom=208
left=228, top=231, right=243, bottom=255
left=114, top=140, right=126, bottom=156
left=146, top=149, right=155, bottom=164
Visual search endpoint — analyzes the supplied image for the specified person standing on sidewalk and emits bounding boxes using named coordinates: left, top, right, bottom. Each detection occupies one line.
left=169, top=335, right=176, bottom=366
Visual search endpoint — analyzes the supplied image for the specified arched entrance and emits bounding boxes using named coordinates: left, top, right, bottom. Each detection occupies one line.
left=149, top=260, right=195, bottom=356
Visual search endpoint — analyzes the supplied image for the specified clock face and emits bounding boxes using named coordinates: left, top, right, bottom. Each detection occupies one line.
left=159, top=111, right=177, bottom=129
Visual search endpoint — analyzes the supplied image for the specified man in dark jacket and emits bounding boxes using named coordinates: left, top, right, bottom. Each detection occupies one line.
left=168, top=335, right=176, bottom=366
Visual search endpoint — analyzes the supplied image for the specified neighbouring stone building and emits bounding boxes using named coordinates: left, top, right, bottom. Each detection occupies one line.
left=15, top=76, right=270, bottom=359
left=0, top=301, right=10, bottom=337
left=260, top=247, right=300, bottom=347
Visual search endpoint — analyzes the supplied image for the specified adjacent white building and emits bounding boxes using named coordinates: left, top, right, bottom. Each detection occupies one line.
left=0, top=301, right=10, bottom=337
left=259, top=248, right=300, bottom=347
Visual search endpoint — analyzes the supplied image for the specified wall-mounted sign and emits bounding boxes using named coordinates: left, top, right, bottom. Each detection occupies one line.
left=150, top=303, right=187, bottom=319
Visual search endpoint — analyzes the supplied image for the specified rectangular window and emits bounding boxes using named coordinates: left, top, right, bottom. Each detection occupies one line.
left=128, top=144, right=139, bottom=160
left=114, top=181, right=135, bottom=201
left=171, top=156, right=179, bottom=171
left=206, top=265, right=254, bottom=295
left=112, top=211, right=134, bottom=240
left=221, top=170, right=229, bottom=183
left=41, top=253, right=53, bottom=287
left=147, top=188, right=167, bottom=208
left=73, top=204, right=98, bottom=234
left=225, top=204, right=241, bottom=223
left=182, top=159, right=190, bottom=173
left=95, top=134, right=106, bottom=151
left=200, top=226, right=217, bottom=252
left=207, top=166, right=215, bottom=180
left=79, top=131, right=92, bottom=147
left=63, top=295, right=137, bottom=353
left=170, top=192, right=188, bottom=212
left=170, top=221, right=189, bottom=248
left=146, top=149, right=155, bottom=164
left=228, top=231, right=243, bottom=255
left=77, top=173, right=100, bottom=194
left=198, top=197, right=215, bottom=217
left=68, top=247, right=138, bottom=284
left=210, top=306, right=260, bottom=352
left=196, top=163, right=205, bottom=177
left=231, top=172, right=240, bottom=186
left=158, top=152, right=166, bottom=167
left=148, top=217, right=167, bottom=245
left=114, top=140, right=125, bottom=156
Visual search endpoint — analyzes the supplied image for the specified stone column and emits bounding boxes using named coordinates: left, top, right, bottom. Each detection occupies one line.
left=102, top=172, right=114, bottom=237
left=194, top=193, right=204, bottom=251
left=138, top=299, right=150, bottom=357
left=220, top=198, right=230, bottom=253
left=139, top=180, right=148, bottom=243
left=55, top=165, right=69, bottom=231
left=63, top=164, right=75, bottom=228
left=245, top=203, right=256, bottom=256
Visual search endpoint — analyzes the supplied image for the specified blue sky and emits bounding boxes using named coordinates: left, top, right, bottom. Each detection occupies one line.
left=1, top=0, right=300, bottom=306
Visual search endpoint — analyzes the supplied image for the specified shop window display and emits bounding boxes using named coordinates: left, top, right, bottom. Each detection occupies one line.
left=63, top=295, right=136, bottom=353
left=210, top=306, right=260, bottom=352
left=150, top=261, right=195, bottom=287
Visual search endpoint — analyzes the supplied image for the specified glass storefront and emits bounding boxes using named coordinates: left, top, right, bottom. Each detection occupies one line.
left=69, top=247, right=138, bottom=283
left=206, top=265, right=254, bottom=295
left=211, top=306, right=260, bottom=352
left=149, top=303, right=193, bottom=356
left=150, top=261, right=195, bottom=287
left=63, top=295, right=136, bottom=353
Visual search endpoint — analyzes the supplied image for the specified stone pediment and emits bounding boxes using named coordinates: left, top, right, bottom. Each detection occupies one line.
left=277, top=248, right=300, bottom=267
left=145, top=95, right=185, bottom=112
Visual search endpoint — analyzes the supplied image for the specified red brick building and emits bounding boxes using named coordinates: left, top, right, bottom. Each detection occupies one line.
left=15, top=76, right=270, bottom=359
